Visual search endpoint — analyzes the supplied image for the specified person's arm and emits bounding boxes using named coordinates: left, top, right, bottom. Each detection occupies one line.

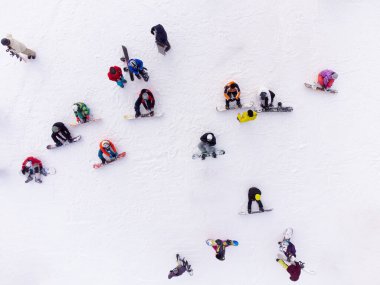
left=224, top=86, right=230, bottom=100
left=150, top=95, right=155, bottom=109
left=98, top=150, right=106, bottom=164
left=134, top=97, right=142, bottom=115
left=269, top=90, right=275, bottom=105
left=234, top=83, right=241, bottom=99
left=247, top=198, right=253, bottom=213
left=257, top=200, right=264, bottom=211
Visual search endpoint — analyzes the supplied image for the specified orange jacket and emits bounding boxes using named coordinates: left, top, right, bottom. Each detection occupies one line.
left=224, top=81, right=241, bottom=100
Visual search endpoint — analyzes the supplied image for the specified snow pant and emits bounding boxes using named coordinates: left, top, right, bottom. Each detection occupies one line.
left=23, top=48, right=36, bottom=57
left=318, top=74, right=333, bottom=89
left=117, top=76, right=127, bottom=88
left=198, top=142, right=215, bottom=154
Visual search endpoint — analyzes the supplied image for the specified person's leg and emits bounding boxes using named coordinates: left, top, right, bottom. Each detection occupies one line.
left=51, top=134, right=63, bottom=146
left=117, top=80, right=124, bottom=88
left=198, top=142, right=207, bottom=153
left=317, top=74, right=324, bottom=88
left=34, top=166, right=42, bottom=182
left=236, top=98, right=242, bottom=107
left=204, top=144, right=216, bottom=154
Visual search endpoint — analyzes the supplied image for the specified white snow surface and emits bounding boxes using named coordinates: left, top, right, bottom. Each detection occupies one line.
left=1, top=0, right=380, bottom=284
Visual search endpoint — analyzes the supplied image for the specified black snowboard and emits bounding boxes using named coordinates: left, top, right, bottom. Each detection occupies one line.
left=121, top=45, right=134, bottom=81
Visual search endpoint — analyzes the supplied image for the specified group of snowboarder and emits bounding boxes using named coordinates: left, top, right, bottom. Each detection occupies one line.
left=3, top=22, right=336, bottom=281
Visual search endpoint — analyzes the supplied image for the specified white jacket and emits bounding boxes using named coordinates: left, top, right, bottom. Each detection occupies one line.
left=5, top=34, right=28, bottom=53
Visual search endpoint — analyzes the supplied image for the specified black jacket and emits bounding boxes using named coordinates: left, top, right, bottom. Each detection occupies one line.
left=200, top=133, right=216, bottom=146
left=248, top=187, right=264, bottom=212
left=151, top=24, right=168, bottom=44
left=134, top=89, right=155, bottom=115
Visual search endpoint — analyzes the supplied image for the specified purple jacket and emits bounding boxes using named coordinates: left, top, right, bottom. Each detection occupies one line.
left=319, top=69, right=335, bottom=87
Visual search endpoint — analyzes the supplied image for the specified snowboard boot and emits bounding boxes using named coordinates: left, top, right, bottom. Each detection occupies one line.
left=237, top=101, right=242, bottom=108
left=211, top=152, right=217, bottom=158
left=35, top=177, right=42, bottom=183
left=41, top=168, right=48, bottom=176
left=201, top=153, right=207, bottom=160
left=135, top=74, right=142, bottom=80
left=25, top=175, right=33, bottom=183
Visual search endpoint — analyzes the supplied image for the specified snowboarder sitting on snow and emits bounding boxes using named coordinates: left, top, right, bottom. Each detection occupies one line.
left=247, top=187, right=265, bottom=213
left=134, top=89, right=155, bottom=118
left=128, top=59, right=148, bottom=80
left=278, top=239, right=297, bottom=263
left=168, top=254, right=193, bottom=279
left=237, top=109, right=257, bottom=123
left=98, top=140, right=118, bottom=164
left=108, top=66, right=127, bottom=88
left=224, top=81, right=241, bottom=109
left=21, top=157, right=47, bottom=183
left=211, top=239, right=235, bottom=261
left=259, top=87, right=276, bottom=110
left=198, top=132, right=216, bottom=160
left=72, top=102, right=90, bottom=123
left=1, top=34, right=36, bottom=59
left=276, top=258, right=304, bottom=282
left=151, top=24, right=171, bottom=52
left=317, top=69, right=338, bottom=91
left=51, top=122, right=73, bottom=147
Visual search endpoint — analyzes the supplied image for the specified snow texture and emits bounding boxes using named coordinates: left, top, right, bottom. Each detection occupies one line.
left=0, top=0, right=380, bottom=284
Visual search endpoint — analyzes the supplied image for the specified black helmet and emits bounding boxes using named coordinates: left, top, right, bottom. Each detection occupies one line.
left=260, top=92, right=267, bottom=100
left=1, top=38, right=10, bottom=46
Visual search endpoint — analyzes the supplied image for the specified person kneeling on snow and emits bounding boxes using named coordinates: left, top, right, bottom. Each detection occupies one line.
left=1, top=34, right=36, bottom=59
left=21, top=157, right=47, bottom=183
left=317, top=69, right=338, bottom=91
left=98, top=140, right=118, bottom=164
left=224, top=81, right=241, bottom=109
left=51, top=122, right=73, bottom=147
left=247, top=187, right=265, bottom=213
left=134, top=89, right=155, bottom=118
left=168, top=254, right=193, bottom=279
left=259, top=87, right=276, bottom=110
left=237, top=109, right=257, bottom=123
left=198, top=132, right=217, bottom=160
left=276, top=258, right=303, bottom=282
left=108, top=66, right=127, bottom=88
left=72, top=102, right=90, bottom=123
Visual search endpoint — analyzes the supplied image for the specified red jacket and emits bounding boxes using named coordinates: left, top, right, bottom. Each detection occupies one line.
left=287, top=262, right=302, bottom=281
left=22, top=156, right=42, bottom=170
left=108, top=66, right=123, bottom=81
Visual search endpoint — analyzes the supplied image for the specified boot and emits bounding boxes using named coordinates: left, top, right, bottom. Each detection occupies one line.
left=25, top=175, right=33, bottom=183
left=211, top=152, right=217, bottom=158
left=41, top=168, right=48, bottom=176
left=201, top=153, right=207, bottom=160
left=35, top=177, right=42, bottom=183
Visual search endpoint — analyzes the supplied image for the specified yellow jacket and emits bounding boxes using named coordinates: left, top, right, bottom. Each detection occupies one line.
left=237, top=111, right=257, bottom=123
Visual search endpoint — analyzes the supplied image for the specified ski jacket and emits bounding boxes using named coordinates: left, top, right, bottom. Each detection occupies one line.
left=200, top=133, right=216, bottom=146
left=128, top=59, right=144, bottom=75
left=99, top=140, right=117, bottom=158
left=3, top=34, right=28, bottom=54
left=248, top=187, right=264, bottom=212
left=168, top=265, right=186, bottom=279
left=134, top=89, right=155, bottom=114
left=73, top=102, right=90, bottom=119
left=22, top=157, right=42, bottom=170
left=224, top=81, right=240, bottom=100
left=287, top=262, right=302, bottom=281
left=52, top=122, right=72, bottom=141
left=258, top=87, right=275, bottom=107
left=237, top=111, right=257, bottom=123
left=318, top=69, right=336, bottom=88
left=151, top=24, right=168, bottom=44
left=108, top=66, right=123, bottom=81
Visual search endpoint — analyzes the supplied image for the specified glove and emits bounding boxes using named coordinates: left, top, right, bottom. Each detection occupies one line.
left=226, top=239, right=232, bottom=245
left=276, top=258, right=280, bottom=262
left=259, top=207, right=264, bottom=212
left=76, top=117, right=81, bottom=123
left=21, top=168, right=26, bottom=175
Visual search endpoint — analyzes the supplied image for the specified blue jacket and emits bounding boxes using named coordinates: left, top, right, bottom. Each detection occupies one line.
left=128, top=59, right=144, bottom=75
left=98, top=148, right=117, bottom=162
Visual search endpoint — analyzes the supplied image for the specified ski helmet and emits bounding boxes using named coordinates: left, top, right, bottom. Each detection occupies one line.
left=101, top=140, right=110, bottom=148
left=1, top=38, right=10, bottom=46
left=206, top=134, right=213, bottom=141
left=52, top=125, right=60, bottom=133
left=260, top=92, right=267, bottom=100
left=25, top=161, right=32, bottom=168
left=130, top=60, right=137, bottom=69
left=142, top=92, right=149, bottom=100
left=332, top=72, right=338, bottom=79
left=72, top=104, right=78, bottom=112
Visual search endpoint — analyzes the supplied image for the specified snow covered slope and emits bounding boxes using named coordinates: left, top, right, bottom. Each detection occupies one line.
left=0, top=0, right=379, bottom=284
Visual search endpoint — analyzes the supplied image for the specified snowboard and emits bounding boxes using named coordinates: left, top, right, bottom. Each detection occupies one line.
left=206, top=239, right=239, bottom=247
left=6, top=48, right=27, bottom=62
left=277, top=253, right=316, bottom=275
left=216, top=101, right=254, bottom=112
left=239, top=208, right=273, bottom=215
left=304, top=82, right=338, bottom=94
left=256, top=102, right=293, bottom=112
left=123, top=112, right=163, bottom=120
left=121, top=45, right=134, bottom=81
left=46, top=135, right=81, bottom=149
left=192, top=149, right=225, bottom=160
left=93, top=152, right=126, bottom=169
left=69, top=118, right=101, bottom=127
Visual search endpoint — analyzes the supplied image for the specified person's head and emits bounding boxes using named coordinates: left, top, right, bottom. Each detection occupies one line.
left=101, top=140, right=110, bottom=149
left=52, top=125, right=60, bottom=133
left=247, top=110, right=254, bottom=117
left=206, top=134, right=213, bottom=142
left=332, top=72, right=338, bottom=79
left=1, top=38, right=10, bottom=46
left=25, top=161, right=32, bottom=169
left=260, top=92, right=267, bottom=100
left=142, top=92, right=149, bottom=100
left=72, top=104, right=78, bottom=112
left=109, top=67, right=116, bottom=74
left=130, top=60, right=137, bottom=69
left=216, top=253, right=225, bottom=261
